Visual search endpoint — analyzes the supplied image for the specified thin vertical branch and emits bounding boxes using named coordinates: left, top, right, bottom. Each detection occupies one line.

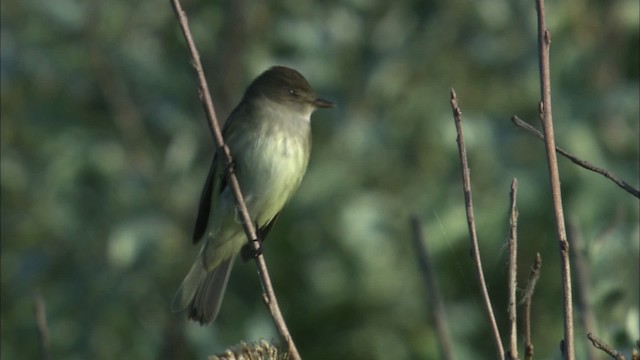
left=450, top=88, right=505, bottom=360
left=169, top=2, right=301, bottom=359
left=507, top=179, right=519, bottom=360
left=410, top=216, right=455, bottom=360
left=523, top=253, right=542, bottom=360
left=34, top=293, right=50, bottom=360
left=568, top=219, right=597, bottom=360
left=534, top=1, right=575, bottom=358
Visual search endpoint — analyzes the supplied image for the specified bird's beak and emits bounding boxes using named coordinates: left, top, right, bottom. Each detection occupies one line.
left=311, top=97, right=335, bottom=108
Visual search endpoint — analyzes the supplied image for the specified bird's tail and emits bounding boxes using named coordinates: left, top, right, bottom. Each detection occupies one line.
left=171, top=254, right=236, bottom=325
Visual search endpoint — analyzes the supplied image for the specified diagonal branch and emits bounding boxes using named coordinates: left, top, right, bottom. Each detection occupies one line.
left=511, top=116, right=639, bottom=198
left=534, top=1, right=575, bottom=358
left=450, top=88, right=505, bottom=360
left=410, top=216, right=455, bottom=360
left=587, top=333, right=626, bottom=360
left=170, top=2, right=301, bottom=359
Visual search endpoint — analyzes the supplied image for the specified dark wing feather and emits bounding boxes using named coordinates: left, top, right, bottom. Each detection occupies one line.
left=192, top=101, right=248, bottom=244
left=193, top=156, right=218, bottom=243
left=259, top=213, right=280, bottom=242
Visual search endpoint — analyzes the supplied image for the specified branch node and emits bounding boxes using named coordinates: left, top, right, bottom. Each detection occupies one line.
left=544, top=29, right=552, bottom=44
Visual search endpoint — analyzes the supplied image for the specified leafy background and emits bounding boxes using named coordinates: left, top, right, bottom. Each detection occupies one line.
left=1, top=0, right=638, bottom=359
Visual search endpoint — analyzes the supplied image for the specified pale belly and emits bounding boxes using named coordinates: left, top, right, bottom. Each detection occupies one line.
left=241, top=133, right=309, bottom=225
left=202, top=124, right=310, bottom=269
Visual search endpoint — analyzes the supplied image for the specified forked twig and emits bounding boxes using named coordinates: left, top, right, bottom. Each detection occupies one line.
left=511, top=116, right=639, bottom=199
left=450, top=88, right=505, bottom=360
left=170, top=2, right=301, bottom=359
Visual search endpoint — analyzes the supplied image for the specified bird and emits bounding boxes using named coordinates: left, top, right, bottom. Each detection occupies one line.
left=171, top=66, right=334, bottom=324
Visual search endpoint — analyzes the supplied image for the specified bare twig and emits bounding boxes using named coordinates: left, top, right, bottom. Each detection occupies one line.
left=587, top=333, right=626, bottom=360
left=568, top=219, right=597, bottom=360
left=510, top=116, right=640, bottom=198
left=522, top=253, right=541, bottom=360
left=170, top=2, right=301, bottom=359
left=34, top=293, right=50, bottom=360
left=534, top=1, right=575, bottom=358
left=450, top=88, right=505, bottom=360
left=410, top=216, right=455, bottom=360
left=507, top=179, right=519, bottom=360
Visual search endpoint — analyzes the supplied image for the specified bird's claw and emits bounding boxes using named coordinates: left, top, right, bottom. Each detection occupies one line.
left=241, top=221, right=264, bottom=262
left=241, top=239, right=263, bottom=262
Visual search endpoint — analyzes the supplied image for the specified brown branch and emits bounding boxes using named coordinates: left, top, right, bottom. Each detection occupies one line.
left=410, top=216, right=455, bottom=360
left=587, top=333, right=626, bottom=360
left=568, top=219, right=597, bottom=360
left=450, top=88, right=505, bottom=360
left=507, top=179, right=519, bottom=360
left=522, top=253, right=541, bottom=360
left=33, top=293, right=50, bottom=360
left=534, top=1, right=575, bottom=358
left=510, top=116, right=639, bottom=199
left=169, top=2, right=301, bottom=359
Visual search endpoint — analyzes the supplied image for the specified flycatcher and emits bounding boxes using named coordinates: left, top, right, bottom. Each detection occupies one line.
left=172, top=66, right=334, bottom=324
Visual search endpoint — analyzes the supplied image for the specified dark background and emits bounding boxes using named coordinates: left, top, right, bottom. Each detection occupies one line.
left=1, top=0, right=638, bottom=359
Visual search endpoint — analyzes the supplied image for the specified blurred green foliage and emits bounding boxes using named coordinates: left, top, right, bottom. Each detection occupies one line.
left=1, top=0, right=638, bottom=359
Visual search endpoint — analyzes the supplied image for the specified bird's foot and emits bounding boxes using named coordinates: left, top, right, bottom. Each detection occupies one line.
left=241, top=222, right=264, bottom=262
left=241, top=240, right=263, bottom=262
left=222, top=156, right=237, bottom=175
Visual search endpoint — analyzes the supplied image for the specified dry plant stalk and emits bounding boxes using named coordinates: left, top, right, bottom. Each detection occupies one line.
left=534, top=0, right=575, bottom=358
left=450, top=88, right=505, bottom=360
left=507, top=179, right=519, bottom=360
left=523, top=253, right=542, bottom=360
left=410, top=216, right=455, bottom=360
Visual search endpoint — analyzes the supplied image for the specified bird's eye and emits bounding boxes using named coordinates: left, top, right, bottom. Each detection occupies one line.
left=286, top=88, right=298, bottom=97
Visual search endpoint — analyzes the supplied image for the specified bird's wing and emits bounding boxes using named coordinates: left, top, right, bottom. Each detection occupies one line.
left=259, top=212, right=280, bottom=241
left=192, top=155, right=220, bottom=244
left=192, top=100, right=250, bottom=244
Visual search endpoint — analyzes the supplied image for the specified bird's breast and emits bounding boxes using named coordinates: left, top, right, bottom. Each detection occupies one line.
left=235, top=117, right=311, bottom=224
